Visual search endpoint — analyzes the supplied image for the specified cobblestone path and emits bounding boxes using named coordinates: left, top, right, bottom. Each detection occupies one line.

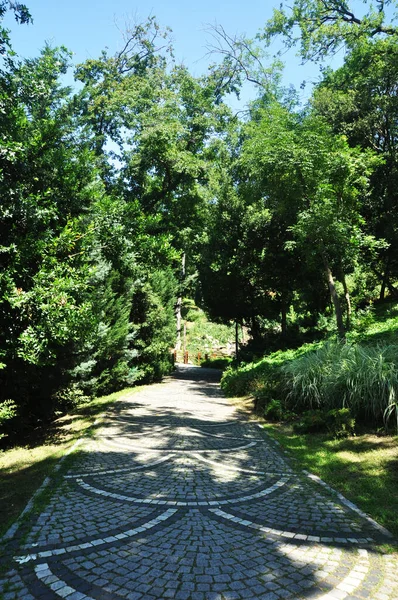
left=1, top=365, right=398, bottom=600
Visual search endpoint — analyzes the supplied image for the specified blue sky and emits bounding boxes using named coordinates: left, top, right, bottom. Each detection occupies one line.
left=3, top=0, right=343, bottom=105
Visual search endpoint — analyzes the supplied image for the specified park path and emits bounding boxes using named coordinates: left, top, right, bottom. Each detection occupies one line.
left=1, top=364, right=398, bottom=600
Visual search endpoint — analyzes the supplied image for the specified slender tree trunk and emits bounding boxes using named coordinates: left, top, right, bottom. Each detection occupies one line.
left=175, top=253, right=186, bottom=351
left=380, top=255, right=390, bottom=301
left=340, top=270, right=352, bottom=330
left=235, top=319, right=239, bottom=364
left=373, top=265, right=398, bottom=299
left=281, top=295, right=287, bottom=339
left=250, top=316, right=261, bottom=343
left=323, top=253, right=345, bottom=341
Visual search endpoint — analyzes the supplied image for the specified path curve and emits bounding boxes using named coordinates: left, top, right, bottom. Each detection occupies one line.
left=1, top=364, right=398, bottom=600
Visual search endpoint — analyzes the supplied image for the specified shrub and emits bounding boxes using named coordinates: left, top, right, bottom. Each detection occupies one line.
left=283, top=341, right=398, bottom=428
left=0, top=400, right=18, bottom=440
left=294, top=409, right=328, bottom=433
left=200, top=357, right=232, bottom=370
left=220, top=342, right=321, bottom=400
left=325, top=408, right=355, bottom=438
left=264, top=399, right=284, bottom=421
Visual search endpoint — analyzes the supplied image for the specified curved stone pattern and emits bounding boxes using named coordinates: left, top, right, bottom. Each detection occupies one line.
left=1, top=364, right=397, bottom=600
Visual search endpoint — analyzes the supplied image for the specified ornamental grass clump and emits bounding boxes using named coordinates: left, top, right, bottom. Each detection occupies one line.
left=282, top=342, right=398, bottom=428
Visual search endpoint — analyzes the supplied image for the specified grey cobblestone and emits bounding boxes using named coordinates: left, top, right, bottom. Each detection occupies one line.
left=1, top=365, right=398, bottom=600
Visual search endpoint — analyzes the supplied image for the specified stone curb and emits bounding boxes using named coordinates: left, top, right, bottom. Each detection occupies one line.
left=256, top=422, right=394, bottom=539
left=303, top=470, right=394, bottom=539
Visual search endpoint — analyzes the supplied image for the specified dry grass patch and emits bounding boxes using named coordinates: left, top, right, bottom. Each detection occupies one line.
left=228, top=395, right=258, bottom=419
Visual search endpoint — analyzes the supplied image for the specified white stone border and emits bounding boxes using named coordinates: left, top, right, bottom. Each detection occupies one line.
left=74, top=475, right=290, bottom=507
left=32, top=540, right=370, bottom=600
left=209, top=507, right=374, bottom=545
left=318, top=549, right=369, bottom=600
left=98, top=437, right=259, bottom=454
left=191, top=452, right=290, bottom=476
left=303, top=471, right=394, bottom=538
left=35, top=562, right=95, bottom=599
left=186, top=427, right=261, bottom=441
left=14, top=509, right=178, bottom=564
left=64, top=454, right=175, bottom=479
left=256, top=423, right=394, bottom=539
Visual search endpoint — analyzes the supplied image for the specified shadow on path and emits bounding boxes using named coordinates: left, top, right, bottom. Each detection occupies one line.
left=1, top=364, right=397, bottom=600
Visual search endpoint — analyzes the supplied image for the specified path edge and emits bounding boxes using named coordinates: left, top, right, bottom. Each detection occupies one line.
left=1, top=437, right=84, bottom=543
left=256, top=422, right=394, bottom=539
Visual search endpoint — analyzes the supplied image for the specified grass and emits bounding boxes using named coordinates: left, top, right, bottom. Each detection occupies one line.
left=0, top=387, right=141, bottom=539
left=349, top=301, right=398, bottom=345
left=262, top=421, right=398, bottom=544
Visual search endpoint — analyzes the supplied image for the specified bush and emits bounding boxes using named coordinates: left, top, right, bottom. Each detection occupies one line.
left=264, top=399, right=284, bottom=421
left=220, top=343, right=321, bottom=400
left=0, top=400, right=18, bottom=440
left=200, top=357, right=232, bottom=370
left=293, top=408, right=355, bottom=437
left=325, top=408, right=355, bottom=438
left=222, top=338, right=398, bottom=430
left=294, top=409, right=328, bottom=433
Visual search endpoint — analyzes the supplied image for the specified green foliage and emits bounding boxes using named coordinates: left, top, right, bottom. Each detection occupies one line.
left=184, top=307, right=235, bottom=360
left=221, top=343, right=321, bottom=399
left=3, top=5, right=398, bottom=445
left=0, top=399, right=17, bottom=439
left=261, top=0, right=398, bottom=62
left=293, top=409, right=328, bottom=433
left=282, top=341, right=398, bottom=428
left=222, top=319, right=398, bottom=431
left=200, top=357, right=232, bottom=370
left=293, top=408, right=355, bottom=437
left=0, top=1, right=31, bottom=54
left=263, top=399, right=284, bottom=421
left=326, top=408, right=356, bottom=438
left=0, top=37, right=186, bottom=434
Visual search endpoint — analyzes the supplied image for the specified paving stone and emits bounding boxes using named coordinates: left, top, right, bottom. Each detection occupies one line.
left=2, top=365, right=398, bottom=600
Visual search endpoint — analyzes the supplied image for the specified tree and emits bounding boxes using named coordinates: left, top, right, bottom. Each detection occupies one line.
left=0, top=1, right=31, bottom=54
left=0, top=46, right=106, bottom=421
left=261, top=0, right=398, bottom=62
left=312, top=37, right=398, bottom=298
left=240, top=102, right=380, bottom=339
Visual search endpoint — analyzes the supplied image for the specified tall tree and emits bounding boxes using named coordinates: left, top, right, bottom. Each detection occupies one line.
left=312, top=37, right=398, bottom=298
left=262, top=0, right=398, bottom=62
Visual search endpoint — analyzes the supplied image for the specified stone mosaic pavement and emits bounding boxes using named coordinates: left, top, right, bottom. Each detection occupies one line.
left=1, top=364, right=398, bottom=600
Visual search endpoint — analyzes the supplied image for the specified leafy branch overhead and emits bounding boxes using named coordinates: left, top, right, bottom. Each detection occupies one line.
left=261, top=0, right=398, bottom=61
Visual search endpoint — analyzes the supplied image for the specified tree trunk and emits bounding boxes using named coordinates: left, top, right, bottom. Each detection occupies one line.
left=281, top=295, right=287, bottom=339
left=373, top=265, right=398, bottom=299
left=340, top=270, right=352, bottom=330
left=175, top=253, right=186, bottom=351
left=323, top=254, right=345, bottom=341
left=380, top=255, right=390, bottom=301
left=235, top=319, right=239, bottom=364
